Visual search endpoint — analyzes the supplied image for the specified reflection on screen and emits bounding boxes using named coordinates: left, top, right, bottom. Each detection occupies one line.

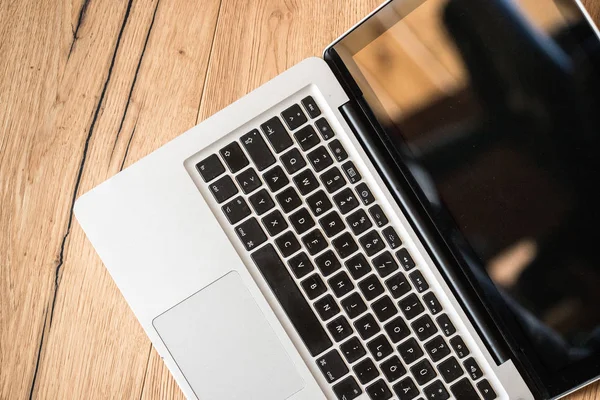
left=353, top=0, right=600, bottom=372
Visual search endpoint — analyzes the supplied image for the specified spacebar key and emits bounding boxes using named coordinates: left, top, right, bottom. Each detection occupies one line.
left=251, top=244, right=333, bottom=356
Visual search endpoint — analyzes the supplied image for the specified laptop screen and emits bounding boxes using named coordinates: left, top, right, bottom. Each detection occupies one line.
left=332, top=0, right=600, bottom=394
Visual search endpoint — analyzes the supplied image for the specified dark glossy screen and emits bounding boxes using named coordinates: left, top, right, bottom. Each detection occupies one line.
left=335, top=0, right=600, bottom=385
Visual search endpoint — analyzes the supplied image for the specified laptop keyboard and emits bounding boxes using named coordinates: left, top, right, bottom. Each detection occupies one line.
left=194, top=95, right=498, bottom=400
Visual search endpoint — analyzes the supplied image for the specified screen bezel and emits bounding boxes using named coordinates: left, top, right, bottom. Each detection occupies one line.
left=326, top=0, right=600, bottom=397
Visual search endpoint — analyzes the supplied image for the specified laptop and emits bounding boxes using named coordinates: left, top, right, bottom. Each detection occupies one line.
left=74, top=0, right=600, bottom=399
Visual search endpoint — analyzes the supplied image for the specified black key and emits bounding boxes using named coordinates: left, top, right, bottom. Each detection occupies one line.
left=399, top=293, right=425, bottom=320
left=345, top=253, right=372, bottom=280
left=384, top=316, right=410, bottom=343
left=327, top=315, right=354, bottom=342
left=302, top=229, right=328, bottom=255
left=275, top=230, right=301, bottom=257
left=356, top=182, right=375, bottom=205
left=293, top=168, right=320, bottom=195
left=333, top=232, right=359, bottom=259
left=373, top=251, right=399, bottom=278
left=450, top=336, right=470, bottom=359
left=281, top=103, right=307, bottom=131
left=393, top=377, right=419, bottom=400
left=333, top=376, right=362, bottom=400
left=315, top=250, right=342, bottom=276
left=450, top=378, right=479, bottom=400
left=220, top=141, right=249, bottom=173
left=262, top=210, right=288, bottom=236
left=260, top=116, right=293, bottom=153
left=240, top=129, right=275, bottom=171
left=329, top=271, right=354, bottom=298
left=438, top=357, right=464, bottom=383
left=315, top=117, right=335, bottom=140
left=319, top=211, right=345, bottom=237
left=346, top=209, right=372, bottom=236
left=425, top=336, right=451, bottom=362
left=412, top=315, right=437, bottom=341
left=409, top=270, right=429, bottom=293
left=276, top=187, right=302, bottom=213
left=360, top=230, right=385, bottom=257
left=410, top=358, right=437, bottom=385
left=221, top=196, right=251, bottom=224
left=316, top=349, right=349, bottom=383
left=463, top=358, right=483, bottom=380
left=398, top=338, right=424, bottom=365
left=359, top=275, right=385, bottom=301
left=372, top=295, right=398, bottom=322
left=340, top=336, right=366, bottom=363
left=235, top=217, right=266, bottom=251
left=367, top=334, right=393, bottom=361
left=381, top=355, right=406, bottom=382
left=321, top=167, right=346, bottom=193
left=307, top=190, right=332, bottom=216
left=248, top=188, right=274, bottom=215
left=341, top=161, right=362, bottom=184
left=301, top=95, right=321, bottom=118
left=369, top=205, right=389, bottom=228
left=354, top=358, right=379, bottom=384
left=301, top=273, right=327, bottom=300
left=477, top=380, right=497, bottom=400
left=329, top=139, right=349, bottom=162
left=209, top=175, right=238, bottom=203
left=436, top=314, right=456, bottom=337
left=289, top=207, right=315, bottom=234
left=354, top=313, right=380, bottom=340
left=307, top=145, right=333, bottom=172
left=235, top=167, right=262, bottom=194
left=424, top=381, right=450, bottom=400
left=333, top=188, right=359, bottom=214
left=385, top=273, right=411, bottom=299
left=341, top=292, right=368, bottom=319
left=263, top=166, right=289, bottom=192
left=396, top=248, right=416, bottom=271
left=251, top=245, right=332, bottom=356
left=366, top=379, right=393, bottom=400
left=288, top=252, right=314, bottom=279
left=280, top=147, right=306, bottom=174
left=196, top=154, right=224, bottom=182
left=382, top=226, right=402, bottom=249
left=294, top=125, right=320, bottom=151
left=315, top=294, right=340, bottom=321
left=423, top=292, right=443, bottom=315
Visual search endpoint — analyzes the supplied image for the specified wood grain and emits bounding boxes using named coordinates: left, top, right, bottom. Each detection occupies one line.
left=0, top=0, right=598, bottom=399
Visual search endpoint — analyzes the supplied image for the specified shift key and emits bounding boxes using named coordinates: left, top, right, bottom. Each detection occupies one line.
left=241, top=129, right=275, bottom=171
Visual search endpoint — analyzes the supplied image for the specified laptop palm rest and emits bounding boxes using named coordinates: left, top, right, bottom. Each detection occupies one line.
left=153, top=271, right=305, bottom=400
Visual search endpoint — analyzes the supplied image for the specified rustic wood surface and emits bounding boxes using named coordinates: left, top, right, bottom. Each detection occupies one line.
left=1, top=0, right=598, bottom=399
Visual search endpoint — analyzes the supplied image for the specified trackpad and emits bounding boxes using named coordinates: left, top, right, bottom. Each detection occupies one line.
left=153, top=271, right=304, bottom=400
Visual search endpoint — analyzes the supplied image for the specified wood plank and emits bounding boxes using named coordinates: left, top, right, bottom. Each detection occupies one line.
left=26, top=0, right=222, bottom=398
left=0, top=0, right=128, bottom=398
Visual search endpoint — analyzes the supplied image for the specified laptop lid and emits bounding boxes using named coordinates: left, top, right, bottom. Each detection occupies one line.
left=324, top=0, right=600, bottom=398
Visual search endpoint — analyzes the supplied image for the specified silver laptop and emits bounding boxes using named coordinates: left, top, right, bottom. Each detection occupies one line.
left=74, top=0, right=600, bottom=399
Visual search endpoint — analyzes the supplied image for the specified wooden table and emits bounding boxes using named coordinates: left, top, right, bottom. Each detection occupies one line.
left=1, top=0, right=599, bottom=398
